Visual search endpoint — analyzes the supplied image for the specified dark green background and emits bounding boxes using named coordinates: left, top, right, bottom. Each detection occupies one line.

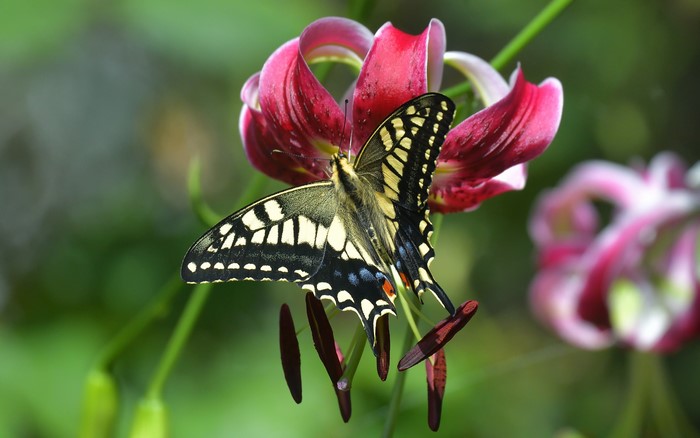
left=1, top=0, right=698, bottom=436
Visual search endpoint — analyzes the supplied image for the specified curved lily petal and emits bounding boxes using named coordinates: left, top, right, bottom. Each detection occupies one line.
left=652, top=222, right=700, bottom=351
left=242, top=18, right=374, bottom=185
left=430, top=69, right=563, bottom=213
left=443, top=51, right=509, bottom=105
left=530, top=266, right=614, bottom=349
left=577, top=192, right=700, bottom=328
left=431, top=164, right=529, bottom=213
left=531, top=152, right=700, bottom=352
left=352, top=19, right=444, bottom=147
left=529, top=160, right=644, bottom=249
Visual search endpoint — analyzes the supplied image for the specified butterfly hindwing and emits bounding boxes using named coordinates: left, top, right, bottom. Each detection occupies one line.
left=354, top=93, right=455, bottom=211
left=300, top=252, right=397, bottom=348
left=391, top=206, right=455, bottom=315
left=182, top=182, right=337, bottom=284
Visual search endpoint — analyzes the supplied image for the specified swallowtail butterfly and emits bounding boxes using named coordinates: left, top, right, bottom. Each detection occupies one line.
left=182, top=93, right=457, bottom=353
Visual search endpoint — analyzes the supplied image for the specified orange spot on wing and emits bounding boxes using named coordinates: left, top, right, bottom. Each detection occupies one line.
left=382, top=279, right=395, bottom=298
left=399, top=272, right=411, bottom=289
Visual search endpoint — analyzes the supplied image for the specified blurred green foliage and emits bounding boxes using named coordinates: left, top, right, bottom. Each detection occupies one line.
left=1, top=0, right=699, bottom=436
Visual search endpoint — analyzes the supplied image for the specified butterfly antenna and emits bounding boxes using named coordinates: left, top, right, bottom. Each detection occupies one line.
left=271, top=149, right=332, bottom=176
left=339, top=98, right=352, bottom=160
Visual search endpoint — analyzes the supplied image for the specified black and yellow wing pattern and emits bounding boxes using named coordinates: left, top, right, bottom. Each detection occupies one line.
left=182, top=93, right=456, bottom=352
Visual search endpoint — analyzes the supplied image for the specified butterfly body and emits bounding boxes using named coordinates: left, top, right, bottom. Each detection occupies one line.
left=182, top=93, right=456, bottom=352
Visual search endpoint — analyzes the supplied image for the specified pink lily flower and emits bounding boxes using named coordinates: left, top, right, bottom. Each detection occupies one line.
left=529, top=153, right=700, bottom=352
left=240, top=17, right=563, bottom=213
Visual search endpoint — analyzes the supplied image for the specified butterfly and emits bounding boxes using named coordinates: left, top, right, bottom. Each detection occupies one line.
left=181, top=93, right=457, bottom=354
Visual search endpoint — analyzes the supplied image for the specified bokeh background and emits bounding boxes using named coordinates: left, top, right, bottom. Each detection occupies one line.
left=1, top=0, right=699, bottom=436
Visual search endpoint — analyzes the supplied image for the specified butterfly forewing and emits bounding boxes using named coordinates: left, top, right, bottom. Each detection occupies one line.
left=182, top=182, right=337, bottom=284
left=354, top=93, right=455, bottom=211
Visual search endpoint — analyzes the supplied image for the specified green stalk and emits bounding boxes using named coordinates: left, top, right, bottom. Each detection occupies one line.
left=95, top=275, right=183, bottom=370
left=490, top=0, right=574, bottom=71
left=647, top=353, right=699, bottom=438
left=609, top=351, right=650, bottom=438
left=441, top=0, right=574, bottom=98
left=146, top=283, right=213, bottom=399
left=382, top=325, right=415, bottom=438
left=337, top=323, right=368, bottom=390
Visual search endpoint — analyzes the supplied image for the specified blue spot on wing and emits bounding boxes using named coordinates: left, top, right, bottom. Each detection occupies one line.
left=348, top=272, right=359, bottom=286
left=359, top=268, right=374, bottom=282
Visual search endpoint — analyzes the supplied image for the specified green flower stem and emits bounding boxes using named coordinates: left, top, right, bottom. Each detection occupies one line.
left=348, top=0, right=377, bottom=22
left=95, top=275, right=183, bottom=370
left=647, top=352, right=699, bottom=438
left=610, top=351, right=650, bottom=438
left=188, top=157, right=223, bottom=227
left=146, top=283, right=213, bottom=399
left=382, top=325, right=415, bottom=438
left=188, top=158, right=269, bottom=227
left=397, top=286, right=422, bottom=341
left=611, top=351, right=699, bottom=438
left=442, top=0, right=574, bottom=98
left=490, top=0, right=574, bottom=71
left=338, top=323, right=368, bottom=390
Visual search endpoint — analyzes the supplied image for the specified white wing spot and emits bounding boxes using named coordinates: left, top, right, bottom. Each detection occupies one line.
left=267, top=225, right=279, bottom=244
left=187, top=262, right=197, bottom=273
left=219, top=223, right=233, bottom=235
left=317, top=282, right=332, bottom=291
left=380, top=127, right=393, bottom=151
left=244, top=263, right=256, bottom=270
left=327, top=217, right=347, bottom=251
left=337, top=290, right=354, bottom=303
left=201, top=262, right=211, bottom=270
left=419, top=220, right=428, bottom=233
left=278, top=266, right=288, bottom=273
left=264, top=200, right=284, bottom=221
left=315, top=224, right=328, bottom=249
left=242, top=210, right=265, bottom=231
left=393, top=148, right=408, bottom=162
left=228, top=263, right=240, bottom=269
left=234, top=237, right=246, bottom=246
left=295, top=269, right=309, bottom=278
left=411, top=116, right=425, bottom=127
left=221, top=233, right=236, bottom=250
left=251, top=230, right=265, bottom=244
left=214, top=262, right=224, bottom=269
left=281, top=219, right=295, bottom=245
left=261, top=265, right=272, bottom=272
left=360, top=299, right=375, bottom=319
left=419, top=243, right=430, bottom=256
left=345, top=241, right=362, bottom=260
left=297, top=215, right=317, bottom=246
left=302, top=284, right=315, bottom=293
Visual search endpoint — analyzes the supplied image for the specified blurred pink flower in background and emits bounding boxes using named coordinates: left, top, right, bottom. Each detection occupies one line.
left=529, top=152, right=700, bottom=352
